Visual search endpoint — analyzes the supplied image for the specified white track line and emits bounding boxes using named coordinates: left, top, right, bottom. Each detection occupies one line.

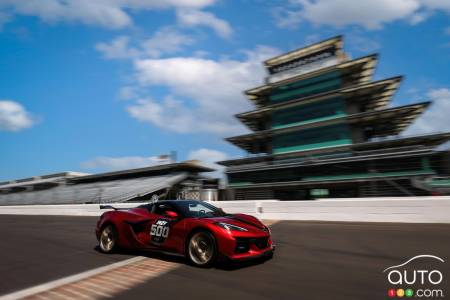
left=0, top=256, right=146, bottom=300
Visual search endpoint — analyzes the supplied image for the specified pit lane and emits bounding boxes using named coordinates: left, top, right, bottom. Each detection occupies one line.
left=0, top=215, right=449, bottom=300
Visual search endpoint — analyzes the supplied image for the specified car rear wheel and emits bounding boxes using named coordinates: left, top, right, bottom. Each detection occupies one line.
left=187, top=231, right=217, bottom=267
left=99, top=225, right=117, bottom=253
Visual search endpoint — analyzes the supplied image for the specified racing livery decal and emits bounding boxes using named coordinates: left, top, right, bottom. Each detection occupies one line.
left=150, top=219, right=171, bottom=244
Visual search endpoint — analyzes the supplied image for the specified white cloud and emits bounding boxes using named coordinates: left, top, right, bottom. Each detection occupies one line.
left=274, top=0, right=450, bottom=30
left=141, top=27, right=195, bottom=58
left=81, top=155, right=170, bottom=171
left=117, top=0, right=216, bottom=9
left=272, top=7, right=303, bottom=29
left=119, top=86, right=142, bottom=100
left=0, top=100, right=35, bottom=132
left=188, top=148, right=228, bottom=166
left=176, top=9, right=232, bottom=38
left=0, top=0, right=132, bottom=29
left=0, top=0, right=216, bottom=29
left=127, top=96, right=202, bottom=133
left=408, top=11, right=430, bottom=25
left=284, top=0, right=420, bottom=29
left=347, top=31, right=381, bottom=53
left=126, top=46, right=279, bottom=135
left=96, top=28, right=194, bottom=60
left=187, top=148, right=228, bottom=179
left=405, top=88, right=450, bottom=135
left=424, top=0, right=450, bottom=11
left=96, top=36, right=140, bottom=59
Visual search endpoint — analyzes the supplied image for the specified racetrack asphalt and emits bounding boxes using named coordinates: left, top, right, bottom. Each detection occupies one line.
left=0, top=215, right=135, bottom=296
left=0, top=215, right=449, bottom=300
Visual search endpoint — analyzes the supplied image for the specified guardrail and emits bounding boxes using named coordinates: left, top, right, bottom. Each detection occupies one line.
left=0, top=196, right=449, bottom=223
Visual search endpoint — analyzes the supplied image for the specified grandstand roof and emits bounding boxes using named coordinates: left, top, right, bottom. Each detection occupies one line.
left=0, top=172, right=90, bottom=190
left=70, top=161, right=213, bottom=183
left=0, top=161, right=213, bottom=192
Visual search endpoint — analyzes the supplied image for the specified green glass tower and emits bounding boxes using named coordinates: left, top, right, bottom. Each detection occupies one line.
left=219, top=36, right=450, bottom=200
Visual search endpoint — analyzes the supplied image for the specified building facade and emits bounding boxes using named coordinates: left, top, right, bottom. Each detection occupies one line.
left=219, top=36, right=450, bottom=200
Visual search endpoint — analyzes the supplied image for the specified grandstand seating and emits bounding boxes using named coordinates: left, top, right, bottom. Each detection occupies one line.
left=0, top=173, right=188, bottom=205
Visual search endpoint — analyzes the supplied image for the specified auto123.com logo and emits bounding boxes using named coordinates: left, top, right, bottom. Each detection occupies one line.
left=383, top=255, right=446, bottom=298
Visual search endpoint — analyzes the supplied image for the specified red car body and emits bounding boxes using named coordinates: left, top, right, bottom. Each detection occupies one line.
left=95, top=200, right=274, bottom=263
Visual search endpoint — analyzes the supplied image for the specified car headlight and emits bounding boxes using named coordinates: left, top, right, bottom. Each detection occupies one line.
left=215, top=222, right=248, bottom=232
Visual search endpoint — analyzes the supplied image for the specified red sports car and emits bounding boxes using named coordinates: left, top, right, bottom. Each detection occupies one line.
left=95, top=200, right=275, bottom=267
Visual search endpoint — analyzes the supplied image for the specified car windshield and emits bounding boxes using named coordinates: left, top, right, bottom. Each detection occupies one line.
left=174, top=201, right=227, bottom=218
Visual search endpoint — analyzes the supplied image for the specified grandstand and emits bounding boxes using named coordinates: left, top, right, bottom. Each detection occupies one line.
left=0, top=161, right=216, bottom=205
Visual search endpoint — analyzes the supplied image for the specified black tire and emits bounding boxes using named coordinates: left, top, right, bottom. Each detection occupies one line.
left=186, top=230, right=217, bottom=268
left=99, top=224, right=118, bottom=253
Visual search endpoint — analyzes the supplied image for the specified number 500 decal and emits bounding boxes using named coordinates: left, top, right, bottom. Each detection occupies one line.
left=151, top=220, right=169, bottom=239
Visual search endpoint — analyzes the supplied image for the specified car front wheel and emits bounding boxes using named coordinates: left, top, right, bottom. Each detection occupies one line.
left=187, top=230, right=217, bottom=267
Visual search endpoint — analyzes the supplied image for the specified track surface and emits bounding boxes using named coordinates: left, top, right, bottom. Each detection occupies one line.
left=0, top=215, right=135, bottom=295
left=0, top=215, right=449, bottom=299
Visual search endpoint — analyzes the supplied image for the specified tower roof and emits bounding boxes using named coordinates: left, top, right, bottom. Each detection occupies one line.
left=245, top=54, right=378, bottom=106
left=237, top=76, right=402, bottom=131
left=347, top=101, right=430, bottom=137
left=264, top=35, right=346, bottom=68
left=227, top=102, right=430, bottom=153
left=218, top=132, right=450, bottom=167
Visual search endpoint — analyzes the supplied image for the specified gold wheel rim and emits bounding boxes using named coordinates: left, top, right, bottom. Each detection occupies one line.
left=188, top=232, right=214, bottom=265
left=100, top=226, right=115, bottom=252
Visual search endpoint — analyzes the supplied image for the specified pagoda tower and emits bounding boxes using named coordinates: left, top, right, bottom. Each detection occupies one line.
left=219, top=36, right=450, bottom=200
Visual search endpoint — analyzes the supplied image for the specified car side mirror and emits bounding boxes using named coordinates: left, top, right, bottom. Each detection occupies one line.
left=164, top=210, right=178, bottom=219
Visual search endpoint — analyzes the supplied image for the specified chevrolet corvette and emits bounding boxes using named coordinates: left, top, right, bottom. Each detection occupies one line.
left=95, top=200, right=274, bottom=267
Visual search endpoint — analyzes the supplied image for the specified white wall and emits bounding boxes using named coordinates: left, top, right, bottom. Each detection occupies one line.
left=210, top=197, right=450, bottom=223
left=0, top=197, right=449, bottom=223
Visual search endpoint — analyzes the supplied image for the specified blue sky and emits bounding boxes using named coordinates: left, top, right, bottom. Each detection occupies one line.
left=1, top=0, right=450, bottom=181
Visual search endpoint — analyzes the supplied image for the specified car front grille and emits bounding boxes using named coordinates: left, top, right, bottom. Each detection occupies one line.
left=251, top=237, right=269, bottom=249
left=235, top=237, right=269, bottom=253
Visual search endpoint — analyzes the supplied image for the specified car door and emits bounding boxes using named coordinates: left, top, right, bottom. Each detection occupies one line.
left=149, top=202, right=186, bottom=253
left=126, top=204, right=160, bottom=249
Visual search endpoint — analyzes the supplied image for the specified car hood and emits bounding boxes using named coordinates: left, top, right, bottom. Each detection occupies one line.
left=203, top=213, right=267, bottom=231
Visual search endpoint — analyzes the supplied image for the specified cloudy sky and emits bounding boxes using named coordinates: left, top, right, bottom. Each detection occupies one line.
left=1, top=0, right=450, bottom=181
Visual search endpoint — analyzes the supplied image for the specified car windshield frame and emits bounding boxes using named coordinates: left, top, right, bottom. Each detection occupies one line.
left=172, top=200, right=227, bottom=218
